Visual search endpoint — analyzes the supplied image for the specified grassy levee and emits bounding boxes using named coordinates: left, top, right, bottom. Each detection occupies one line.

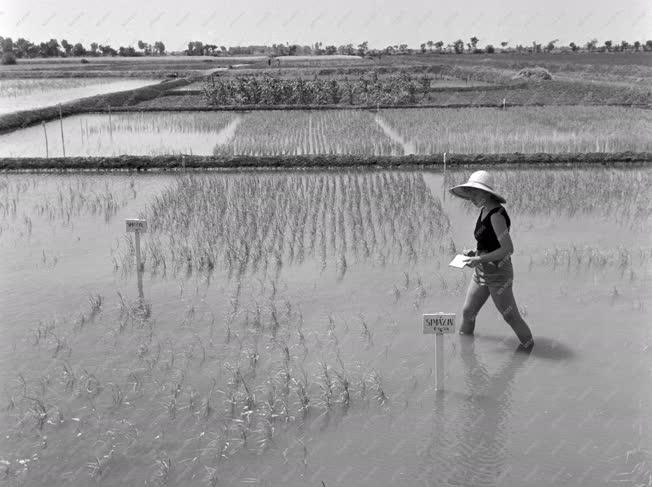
left=1, top=152, right=649, bottom=171
left=0, top=78, right=197, bottom=134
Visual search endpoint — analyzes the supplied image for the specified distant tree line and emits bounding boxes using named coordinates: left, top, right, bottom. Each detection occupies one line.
left=421, top=37, right=652, bottom=54
left=2, top=35, right=651, bottom=65
left=0, top=36, right=165, bottom=64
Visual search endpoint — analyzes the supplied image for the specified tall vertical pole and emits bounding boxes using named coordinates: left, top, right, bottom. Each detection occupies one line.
left=58, top=104, right=66, bottom=157
left=108, top=104, right=113, bottom=143
left=127, top=219, right=147, bottom=299
left=135, top=229, right=144, bottom=299
left=42, top=121, right=49, bottom=158
left=443, top=152, right=447, bottom=202
left=435, top=333, right=445, bottom=391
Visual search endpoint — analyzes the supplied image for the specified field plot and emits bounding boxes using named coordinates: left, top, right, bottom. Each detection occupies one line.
left=0, top=56, right=265, bottom=79
left=0, top=167, right=650, bottom=486
left=378, top=106, right=652, bottom=154
left=0, top=112, right=237, bottom=157
left=1, top=106, right=650, bottom=158
left=0, top=78, right=160, bottom=115
left=214, top=110, right=403, bottom=156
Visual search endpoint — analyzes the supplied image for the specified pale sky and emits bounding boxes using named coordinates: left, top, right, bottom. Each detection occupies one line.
left=1, top=0, right=650, bottom=52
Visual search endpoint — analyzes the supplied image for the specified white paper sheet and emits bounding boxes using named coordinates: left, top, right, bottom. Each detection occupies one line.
left=448, top=254, right=469, bottom=269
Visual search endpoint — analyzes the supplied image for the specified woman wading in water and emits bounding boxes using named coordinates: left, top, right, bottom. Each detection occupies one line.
left=450, top=170, right=534, bottom=350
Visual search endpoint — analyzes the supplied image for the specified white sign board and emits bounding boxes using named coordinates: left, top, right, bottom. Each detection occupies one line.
left=126, top=219, right=148, bottom=233
left=423, top=313, right=456, bottom=335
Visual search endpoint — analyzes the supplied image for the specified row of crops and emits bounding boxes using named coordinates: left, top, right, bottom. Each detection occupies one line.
left=202, top=72, right=442, bottom=106
left=0, top=106, right=650, bottom=158
left=129, top=172, right=452, bottom=278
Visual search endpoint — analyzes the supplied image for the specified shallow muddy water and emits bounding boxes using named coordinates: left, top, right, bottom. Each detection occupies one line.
left=0, top=78, right=160, bottom=116
left=0, top=112, right=237, bottom=157
left=0, top=166, right=650, bottom=486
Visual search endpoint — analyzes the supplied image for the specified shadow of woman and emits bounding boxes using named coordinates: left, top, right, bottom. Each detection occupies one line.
left=442, top=336, right=533, bottom=486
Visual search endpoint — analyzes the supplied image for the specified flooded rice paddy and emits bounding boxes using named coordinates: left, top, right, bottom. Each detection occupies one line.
left=0, top=166, right=650, bottom=486
left=0, top=78, right=160, bottom=116
left=0, top=106, right=650, bottom=157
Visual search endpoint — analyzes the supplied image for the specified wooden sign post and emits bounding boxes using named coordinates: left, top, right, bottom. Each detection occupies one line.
left=423, top=313, right=456, bottom=391
left=126, top=219, right=147, bottom=299
left=126, top=218, right=147, bottom=270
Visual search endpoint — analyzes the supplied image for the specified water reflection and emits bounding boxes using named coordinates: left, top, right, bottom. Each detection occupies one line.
left=137, top=266, right=145, bottom=301
left=427, top=337, right=532, bottom=486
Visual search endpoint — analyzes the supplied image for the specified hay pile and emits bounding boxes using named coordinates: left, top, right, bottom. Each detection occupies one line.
left=513, top=66, right=553, bottom=80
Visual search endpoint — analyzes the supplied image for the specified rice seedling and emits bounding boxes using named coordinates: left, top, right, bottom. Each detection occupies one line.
left=368, top=370, right=388, bottom=407
left=359, top=314, right=374, bottom=348
left=87, top=293, right=103, bottom=318
left=136, top=172, right=450, bottom=280
left=109, top=384, right=125, bottom=407
left=332, top=365, right=351, bottom=409
left=152, top=455, right=173, bottom=486
left=379, top=106, right=652, bottom=154
left=60, top=361, right=76, bottom=392
left=213, top=109, right=402, bottom=156
left=447, top=166, right=652, bottom=229
left=392, top=285, right=401, bottom=303
left=86, top=448, right=114, bottom=480
left=317, top=362, right=335, bottom=411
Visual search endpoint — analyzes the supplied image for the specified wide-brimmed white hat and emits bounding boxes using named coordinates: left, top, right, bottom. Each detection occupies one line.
left=449, top=170, right=506, bottom=204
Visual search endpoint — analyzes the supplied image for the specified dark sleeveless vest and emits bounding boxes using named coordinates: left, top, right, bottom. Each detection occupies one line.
left=474, top=206, right=511, bottom=253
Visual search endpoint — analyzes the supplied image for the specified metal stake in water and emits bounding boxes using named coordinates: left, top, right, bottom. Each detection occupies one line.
left=58, top=104, right=66, bottom=157
left=443, top=152, right=447, bottom=201
left=108, top=104, right=113, bottom=141
left=423, top=313, right=456, bottom=391
left=135, top=230, right=142, bottom=271
left=435, top=332, right=444, bottom=390
left=42, top=121, right=49, bottom=158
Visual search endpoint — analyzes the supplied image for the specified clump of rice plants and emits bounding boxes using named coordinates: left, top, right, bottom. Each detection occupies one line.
left=379, top=106, right=652, bottom=154
left=445, top=166, right=652, bottom=226
left=213, top=110, right=403, bottom=157
left=117, top=172, right=451, bottom=280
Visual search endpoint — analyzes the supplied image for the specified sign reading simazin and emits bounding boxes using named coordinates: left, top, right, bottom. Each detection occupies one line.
left=423, top=313, right=456, bottom=335
left=126, top=219, right=148, bottom=233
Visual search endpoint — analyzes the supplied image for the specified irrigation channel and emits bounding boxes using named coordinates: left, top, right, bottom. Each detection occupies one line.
left=1, top=166, right=650, bottom=486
